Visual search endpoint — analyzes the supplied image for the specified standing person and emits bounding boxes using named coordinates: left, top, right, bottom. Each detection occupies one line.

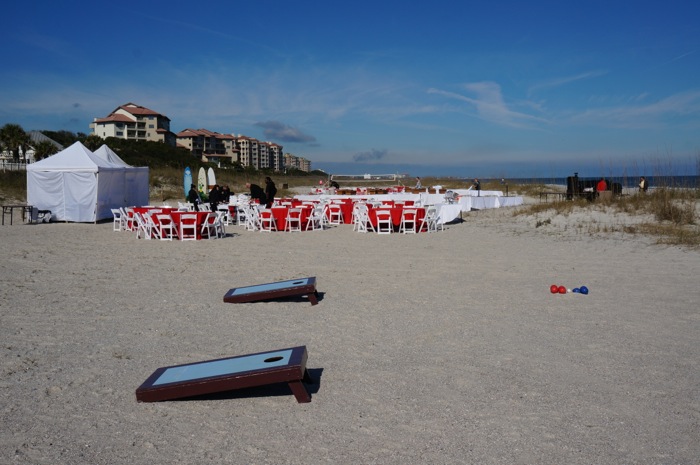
left=264, top=177, right=277, bottom=208
left=415, top=177, right=422, bottom=189
left=639, top=176, right=648, bottom=193
left=246, top=183, right=267, bottom=205
left=473, top=178, right=481, bottom=196
left=596, top=178, right=607, bottom=192
left=187, top=184, right=201, bottom=211
left=209, top=184, right=221, bottom=211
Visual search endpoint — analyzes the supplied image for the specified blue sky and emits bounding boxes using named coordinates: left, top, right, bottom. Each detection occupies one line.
left=1, top=1, right=699, bottom=178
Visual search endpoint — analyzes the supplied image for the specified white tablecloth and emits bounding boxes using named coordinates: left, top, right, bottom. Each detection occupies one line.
left=435, top=203, right=462, bottom=224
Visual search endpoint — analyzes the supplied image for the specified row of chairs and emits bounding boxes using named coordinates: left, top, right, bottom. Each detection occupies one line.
left=234, top=204, right=327, bottom=232
left=351, top=204, right=443, bottom=234
left=111, top=208, right=226, bottom=240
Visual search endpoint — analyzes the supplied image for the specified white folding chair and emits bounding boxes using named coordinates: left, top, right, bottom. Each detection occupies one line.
left=217, top=205, right=231, bottom=225
left=285, top=208, right=303, bottom=232
left=305, top=205, right=326, bottom=231
left=157, top=214, right=179, bottom=240
left=200, top=212, right=218, bottom=239
left=399, top=208, right=418, bottom=234
left=419, top=206, right=442, bottom=232
left=375, top=209, right=393, bottom=234
left=133, top=212, right=147, bottom=238
left=214, top=211, right=227, bottom=238
left=146, top=213, right=161, bottom=240
left=352, top=203, right=374, bottom=233
left=124, top=208, right=135, bottom=231
left=111, top=208, right=124, bottom=231
left=134, top=212, right=156, bottom=239
left=258, top=209, right=277, bottom=232
left=180, top=213, right=198, bottom=241
left=326, top=204, right=343, bottom=225
left=243, top=205, right=259, bottom=231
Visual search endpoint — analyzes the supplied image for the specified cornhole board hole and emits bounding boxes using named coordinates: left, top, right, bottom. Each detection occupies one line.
left=224, top=277, right=319, bottom=306
left=136, top=346, right=312, bottom=403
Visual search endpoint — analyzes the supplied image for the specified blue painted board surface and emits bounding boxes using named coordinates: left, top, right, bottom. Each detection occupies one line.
left=152, top=349, right=293, bottom=386
left=230, top=278, right=311, bottom=296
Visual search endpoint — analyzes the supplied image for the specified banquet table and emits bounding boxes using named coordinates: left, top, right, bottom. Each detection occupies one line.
left=325, top=200, right=354, bottom=225
left=366, top=205, right=426, bottom=232
left=269, top=205, right=312, bottom=231
left=144, top=211, right=211, bottom=240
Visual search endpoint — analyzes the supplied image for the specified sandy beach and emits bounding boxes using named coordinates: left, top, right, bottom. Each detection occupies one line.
left=1, top=201, right=698, bottom=464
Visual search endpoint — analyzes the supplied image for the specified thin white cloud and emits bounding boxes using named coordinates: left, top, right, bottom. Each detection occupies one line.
left=528, top=70, right=608, bottom=95
left=428, top=81, right=548, bottom=128
left=568, top=90, right=700, bottom=127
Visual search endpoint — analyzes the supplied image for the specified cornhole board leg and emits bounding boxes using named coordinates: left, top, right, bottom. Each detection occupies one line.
left=136, top=346, right=311, bottom=403
left=224, top=277, right=318, bottom=306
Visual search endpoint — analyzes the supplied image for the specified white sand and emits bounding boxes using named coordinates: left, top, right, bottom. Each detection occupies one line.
left=1, top=202, right=698, bottom=464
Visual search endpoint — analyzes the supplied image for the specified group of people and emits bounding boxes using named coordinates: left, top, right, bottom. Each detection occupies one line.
left=246, top=177, right=277, bottom=208
left=186, top=184, right=233, bottom=212
left=187, top=177, right=278, bottom=211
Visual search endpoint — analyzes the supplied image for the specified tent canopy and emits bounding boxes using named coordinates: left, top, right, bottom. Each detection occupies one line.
left=27, top=142, right=149, bottom=222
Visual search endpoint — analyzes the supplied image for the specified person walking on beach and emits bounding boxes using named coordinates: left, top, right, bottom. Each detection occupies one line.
left=264, top=177, right=277, bottom=208
left=473, top=178, right=481, bottom=196
left=639, top=176, right=648, bottom=193
left=415, top=177, right=422, bottom=189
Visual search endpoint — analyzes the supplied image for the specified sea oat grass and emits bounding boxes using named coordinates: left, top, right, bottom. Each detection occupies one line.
left=515, top=184, right=699, bottom=247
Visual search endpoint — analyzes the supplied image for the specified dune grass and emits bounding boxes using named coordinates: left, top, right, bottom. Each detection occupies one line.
left=516, top=188, right=700, bottom=247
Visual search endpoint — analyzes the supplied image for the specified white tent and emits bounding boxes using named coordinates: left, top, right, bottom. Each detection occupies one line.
left=93, top=144, right=150, bottom=209
left=27, top=142, right=149, bottom=222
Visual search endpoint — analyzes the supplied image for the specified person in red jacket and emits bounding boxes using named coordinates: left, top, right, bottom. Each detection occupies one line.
left=596, top=178, right=607, bottom=192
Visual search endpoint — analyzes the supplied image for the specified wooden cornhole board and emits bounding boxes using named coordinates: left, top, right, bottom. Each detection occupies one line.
left=136, top=346, right=312, bottom=403
left=223, top=277, right=319, bottom=306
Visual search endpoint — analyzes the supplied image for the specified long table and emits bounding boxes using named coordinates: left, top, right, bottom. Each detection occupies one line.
left=2, top=204, right=33, bottom=225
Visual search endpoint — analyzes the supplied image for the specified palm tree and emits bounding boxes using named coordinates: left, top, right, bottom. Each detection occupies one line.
left=82, top=134, right=103, bottom=151
left=33, top=140, right=60, bottom=161
left=0, top=123, right=29, bottom=162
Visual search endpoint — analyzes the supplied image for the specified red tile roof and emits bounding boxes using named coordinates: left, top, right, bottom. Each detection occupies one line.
left=103, top=102, right=170, bottom=121
left=93, top=114, right=136, bottom=124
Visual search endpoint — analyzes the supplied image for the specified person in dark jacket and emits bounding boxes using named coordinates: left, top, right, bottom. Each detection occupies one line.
left=246, top=183, right=267, bottom=205
left=220, top=185, right=232, bottom=203
left=187, top=184, right=201, bottom=211
left=264, top=177, right=277, bottom=208
left=209, top=184, right=221, bottom=211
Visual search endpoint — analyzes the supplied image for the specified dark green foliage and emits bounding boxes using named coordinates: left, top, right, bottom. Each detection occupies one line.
left=99, top=137, right=195, bottom=168
left=39, top=130, right=81, bottom=148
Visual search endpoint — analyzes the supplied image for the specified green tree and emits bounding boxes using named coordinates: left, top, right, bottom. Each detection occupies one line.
left=0, top=123, right=29, bottom=162
left=33, top=140, right=60, bottom=161
left=82, top=134, right=103, bottom=151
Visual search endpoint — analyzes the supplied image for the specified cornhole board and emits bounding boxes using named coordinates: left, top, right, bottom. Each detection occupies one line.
left=224, top=277, right=318, bottom=306
left=136, top=346, right=311, bottom=403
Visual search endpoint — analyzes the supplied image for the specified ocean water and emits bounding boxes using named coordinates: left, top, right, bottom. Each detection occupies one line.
left=476, top=175, right=700, bottom=189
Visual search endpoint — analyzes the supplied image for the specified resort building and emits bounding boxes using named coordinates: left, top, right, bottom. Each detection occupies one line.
left=90, top=103, right=176, bottom=146
left=176, top=128, right=238, bottom=165
left=89, top=102, right=294, bottom=172
left=284, top=153, right=312, bottom=172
